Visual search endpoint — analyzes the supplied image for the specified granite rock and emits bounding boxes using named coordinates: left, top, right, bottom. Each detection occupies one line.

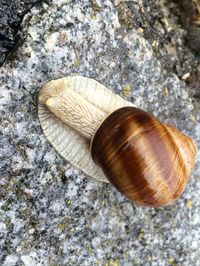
left=0, top=0, right=200, bottom=265
left=0, top=0, right=51, bottom=66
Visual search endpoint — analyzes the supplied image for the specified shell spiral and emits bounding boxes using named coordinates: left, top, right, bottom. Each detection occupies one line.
left=91, top=107, right=196, bottom=207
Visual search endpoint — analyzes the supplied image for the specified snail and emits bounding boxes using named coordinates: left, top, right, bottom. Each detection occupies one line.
left=38, top=75, right=197, bottom=207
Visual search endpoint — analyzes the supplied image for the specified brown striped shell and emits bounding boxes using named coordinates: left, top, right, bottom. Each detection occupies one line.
left=91, top=107, right=197, bottom=207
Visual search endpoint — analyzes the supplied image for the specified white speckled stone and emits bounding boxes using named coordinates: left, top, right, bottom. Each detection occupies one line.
left=0, top=0, right=200, bottom=265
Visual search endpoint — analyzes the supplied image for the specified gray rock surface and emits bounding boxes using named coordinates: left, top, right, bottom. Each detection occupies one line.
left=0, top=0, right=200, bottom=265
left=0, top=0, right=51, bottom=66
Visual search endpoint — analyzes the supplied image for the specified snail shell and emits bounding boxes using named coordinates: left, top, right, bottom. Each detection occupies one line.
left=38, top=75, right=197, bottom=207
left=91, top=107, right=196, bottom=207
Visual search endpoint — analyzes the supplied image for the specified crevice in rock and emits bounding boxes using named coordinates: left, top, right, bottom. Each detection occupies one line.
left=0, top=0, right=51, bottom=66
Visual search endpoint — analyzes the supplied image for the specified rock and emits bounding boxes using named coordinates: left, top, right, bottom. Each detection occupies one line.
left=0, top=0, right=200, bottom=265
left=0, top=0, right=51, bottom=66
left=173, top=0, right=200, bottom=53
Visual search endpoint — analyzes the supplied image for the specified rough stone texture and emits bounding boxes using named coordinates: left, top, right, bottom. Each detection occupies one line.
left=0, top=0, right=51, bottom=66
left=173, top=0, right=200, bottom=53
left=0, top=0, right=200, bottom=265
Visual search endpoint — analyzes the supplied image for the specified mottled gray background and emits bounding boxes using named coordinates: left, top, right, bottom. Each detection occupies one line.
left=0, top=0, right=200, bottom=265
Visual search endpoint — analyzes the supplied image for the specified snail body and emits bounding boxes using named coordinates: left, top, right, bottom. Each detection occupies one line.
left=38, top=76, right=133, bottom=182
left=38, top=75, right=196, bottom=207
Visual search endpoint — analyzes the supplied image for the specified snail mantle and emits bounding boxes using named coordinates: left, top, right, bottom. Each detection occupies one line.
left=38, top=75, right=197, bottom=207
